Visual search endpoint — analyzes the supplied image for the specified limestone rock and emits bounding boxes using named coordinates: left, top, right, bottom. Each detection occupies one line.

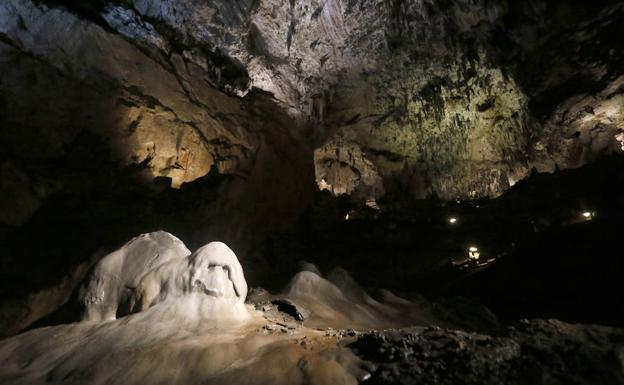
left=314, top=139, right=385, bottom=203
left=1, top=0, right=624, bottom=340
left=2, top=0, right=624, bottom=211
left=0, top=259, right=94, bottom=338
left=281, top=267, right=465, bottom=331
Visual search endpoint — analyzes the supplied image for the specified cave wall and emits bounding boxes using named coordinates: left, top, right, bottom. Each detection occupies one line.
left=1, top=0, right=623, bottom=335
left=0, top=0, right=314, bottom=239
left=2, top=0, right=623, bottom=226
left=97, top=0, right=624, bottom=201
left=0, top=0, right=315, bottom=334
left=319, top=1, right=624, bottom=200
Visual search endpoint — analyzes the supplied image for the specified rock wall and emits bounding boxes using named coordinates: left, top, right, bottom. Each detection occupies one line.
left=0, top=0, right=314, bottom=236
left=1, top=0, right=623, bottom=334
left=1, top=0, right=623, bottom=224
left=320, top=1, right=624, bottom=200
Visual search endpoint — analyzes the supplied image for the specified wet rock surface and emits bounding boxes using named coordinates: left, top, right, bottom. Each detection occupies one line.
left=351, top=319, right=624, bottom=385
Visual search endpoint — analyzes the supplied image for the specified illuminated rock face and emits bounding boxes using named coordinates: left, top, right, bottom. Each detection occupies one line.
left=0, top=0, right=317, bottom=268
left=314, top=140, right=385, bottom=203
left=323, top=51, right=533, bottom=199
left=1, top=0, right=623, bottom=215
left=80, top=232, right=249, bottom=322
left=0, top=0, right=246, bottom=188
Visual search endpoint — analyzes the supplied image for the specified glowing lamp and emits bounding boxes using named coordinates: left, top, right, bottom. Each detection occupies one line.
left=468, top=246, right=480, bottom=260
left=581, top=211, right=595, bottom=220
left=449, top=217, right=457, bottom=224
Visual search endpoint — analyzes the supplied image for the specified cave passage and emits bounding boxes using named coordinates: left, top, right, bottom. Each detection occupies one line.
left=1, top=0, right=624, bottom=384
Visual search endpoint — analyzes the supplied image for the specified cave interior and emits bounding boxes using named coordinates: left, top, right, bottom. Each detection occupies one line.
left=0, top=0, right=624, bottom=384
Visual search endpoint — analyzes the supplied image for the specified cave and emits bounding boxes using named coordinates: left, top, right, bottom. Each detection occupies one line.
left=1, top=0, right=623, bottom=384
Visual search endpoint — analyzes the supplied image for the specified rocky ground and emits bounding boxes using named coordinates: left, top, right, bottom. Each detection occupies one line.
left=351, top=319, right=624, bottom=385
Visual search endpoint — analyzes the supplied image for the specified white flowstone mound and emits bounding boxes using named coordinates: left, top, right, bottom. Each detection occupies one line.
left=281, top=267, right=440, bottom=330
left=79, top=231, right=191, bottom=321
left=132, top=241, right=250, bottom=321
left=0, top=237, right=366, bottom=385
left=79, top=231, right=249, bottom=322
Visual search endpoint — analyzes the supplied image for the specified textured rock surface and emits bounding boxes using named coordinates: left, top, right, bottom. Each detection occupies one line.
left=1, top=0, right=622, bottom=223
left=0, top=0, right=242, bottom=186
left=314, top=139, right=385, bottom=204
left=527, top=5, right=624, bottom=173
left=0, top=294, right=373, bottom=385
left=1, top=247, right=621, bottom=385
left=0, top=0, right=622, bottom=223
left=319, top=1, right=624, bottom=199
left=351, top=319, right=624, bottom=385
left=0, top=259, right=94, bottom=338
left=274, top=265, right=498, bottom=333
left=0, top=0, right=313, bottom=240
left=132, top=240, right=249, bottom=321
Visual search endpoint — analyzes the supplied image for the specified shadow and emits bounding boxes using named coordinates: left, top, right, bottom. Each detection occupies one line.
left=258, top=155, right=624, bottom=327
left=0, top=2, right=313, bottom=336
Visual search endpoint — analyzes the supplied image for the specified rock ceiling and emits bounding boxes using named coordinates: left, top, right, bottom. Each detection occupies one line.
left=0, top=0, right=622, bottom=247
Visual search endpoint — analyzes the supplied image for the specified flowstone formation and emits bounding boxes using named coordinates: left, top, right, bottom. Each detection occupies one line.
left=79, top=231, right=191, bottom=321
left=80, top=231, right=249, bottom=322
left=0, top=233, right=382, bottom=385
left=0, top=2, right=623, bottom=384
left=132, top=241, right=249, bottom=321
left=1, top=232, right=623, bottom=385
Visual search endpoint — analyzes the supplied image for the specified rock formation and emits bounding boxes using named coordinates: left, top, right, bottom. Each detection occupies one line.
left=0, top=234, right=622, bottom=385
left=132, top=240, right=249, bottom=321
left=80, top=232, right=249, bottom=322
left=79, top=231, right=191, bottom=321
left=1, top=0, right=623, bottom=233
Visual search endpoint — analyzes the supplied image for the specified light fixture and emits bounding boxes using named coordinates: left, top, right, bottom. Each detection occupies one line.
left=344, top=213, right=350, bottom=220
left=468, top=246, right=480, bottom=260
left=581, top=211, right=595, bottom=220
left=448, top=217, right=457, bottom=224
